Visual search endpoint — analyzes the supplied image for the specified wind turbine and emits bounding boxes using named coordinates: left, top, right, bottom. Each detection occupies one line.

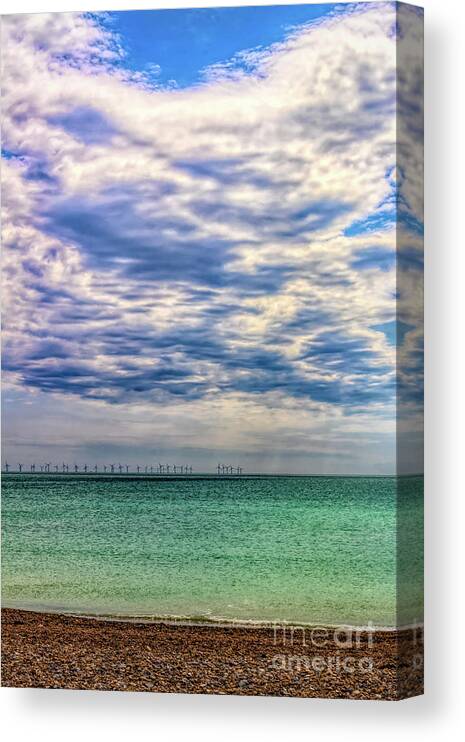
left=4, top=462, right=9, bottom=473
left=31, top=463, right=36, bottom=473
left=18, top=463, right=23, bottom=473
left=126, top=465, right=129, bottom=473
left=110, top=464, right=115, bottom=474
left=118, top=464, right=123, bottom=474
left=94, top=464, right=98, bottom=473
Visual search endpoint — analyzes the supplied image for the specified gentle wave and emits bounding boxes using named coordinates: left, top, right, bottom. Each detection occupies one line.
left=1, top=601, right=421, bottom=632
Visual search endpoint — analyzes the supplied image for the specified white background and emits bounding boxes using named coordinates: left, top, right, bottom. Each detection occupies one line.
left=1, top=0, right=464, bottom=739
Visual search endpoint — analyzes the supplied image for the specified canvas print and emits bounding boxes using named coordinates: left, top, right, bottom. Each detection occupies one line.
left=1, top=2, right=424, bottom=700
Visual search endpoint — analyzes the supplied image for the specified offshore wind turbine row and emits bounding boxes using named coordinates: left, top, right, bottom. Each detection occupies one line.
left=1, top=462, right=195, bottom=475
left=217, top=464, right=243, bottom=475
left=2, top=462, right=245, bottom=475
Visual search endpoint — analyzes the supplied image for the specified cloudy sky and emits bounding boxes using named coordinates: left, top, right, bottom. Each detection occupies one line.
left=1, top=2, right=423, bottom=474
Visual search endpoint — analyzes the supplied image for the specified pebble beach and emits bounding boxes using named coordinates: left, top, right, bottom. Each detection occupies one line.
left=2, top=609, right=423, bottom=700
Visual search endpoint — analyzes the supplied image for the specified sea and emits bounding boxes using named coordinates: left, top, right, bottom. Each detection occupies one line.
left=1, top=474, right=423, bottom=628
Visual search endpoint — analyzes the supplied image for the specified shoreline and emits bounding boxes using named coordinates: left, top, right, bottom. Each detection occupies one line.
left=1, top=604, right=419, bottom=632
left=1, top=608, right=423, bottom=699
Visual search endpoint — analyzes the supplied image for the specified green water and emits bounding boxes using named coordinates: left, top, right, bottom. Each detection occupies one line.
left=1, top=474, right=423, bottom=627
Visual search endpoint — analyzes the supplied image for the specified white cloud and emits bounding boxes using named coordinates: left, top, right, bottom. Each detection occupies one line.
left=1, top=3, right=423, bottom=472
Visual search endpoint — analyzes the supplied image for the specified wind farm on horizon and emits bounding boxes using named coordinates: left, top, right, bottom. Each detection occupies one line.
left=1, top=461, right=244, bottom=476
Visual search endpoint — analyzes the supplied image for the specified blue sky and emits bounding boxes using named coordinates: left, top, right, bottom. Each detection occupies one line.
left=105, top=4, right=336, bottom=87
left=1, top=3, right=424, bottom=473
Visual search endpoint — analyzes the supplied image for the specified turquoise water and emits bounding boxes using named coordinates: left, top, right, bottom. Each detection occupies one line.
left=1, top=474, right=423, bottom=627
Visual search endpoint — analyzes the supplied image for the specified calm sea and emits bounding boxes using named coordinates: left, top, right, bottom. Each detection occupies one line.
left=1, top=474, right=423, bottom=627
